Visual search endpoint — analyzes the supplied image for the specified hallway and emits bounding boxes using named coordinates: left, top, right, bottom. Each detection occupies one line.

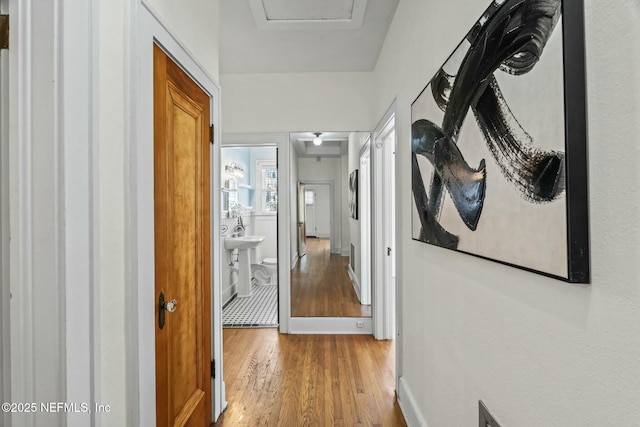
left=291, top=238, right=371, bottom=317
left=4, top=1, right=635, bottom=426
left=215, top=328, right=406, bottom=426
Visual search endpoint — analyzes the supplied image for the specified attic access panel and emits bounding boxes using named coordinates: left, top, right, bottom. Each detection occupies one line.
left=249, top=0, right=368, bottom=29
left=263, top=0, right=354, bottom=21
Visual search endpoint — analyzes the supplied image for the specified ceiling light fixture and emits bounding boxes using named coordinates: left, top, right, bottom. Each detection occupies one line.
left=313, top=132, right=323, bottom=146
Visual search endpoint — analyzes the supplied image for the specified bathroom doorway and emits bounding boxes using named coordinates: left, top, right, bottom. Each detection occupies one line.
left=220, top=146, right=279, bottom=328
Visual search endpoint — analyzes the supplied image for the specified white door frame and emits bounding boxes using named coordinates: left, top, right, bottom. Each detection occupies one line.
left=0, top=0, right=10, bottom=419
left=131, top=3, right=223, bottom=424
left=359, top=139, right=372, bottom=305
left=0, top=0, right=101, bottom=427
left=372, top=102, right=398, bottom=341
left=221, top=132, right=291, bottom=334
left=8, top=1, right=100, bottom=426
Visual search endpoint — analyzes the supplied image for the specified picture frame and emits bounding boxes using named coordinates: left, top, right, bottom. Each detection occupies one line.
left=349, top=169, right=359, bottom=220
left=410, top=0, right=589, bottom=283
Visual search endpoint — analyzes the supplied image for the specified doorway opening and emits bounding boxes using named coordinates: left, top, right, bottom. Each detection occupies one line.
left=302, top=183, right=333, bottom=240
left=289, top=131, right=372, bottom=333
left=304, top=184, right=332, bottom=239
left=133, top=7, right=225, bottom=422
left=220, top=146, right=280, bottom=328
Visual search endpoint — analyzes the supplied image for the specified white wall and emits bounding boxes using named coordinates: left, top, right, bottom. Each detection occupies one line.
left=375, top=0, right=640, bottom=425
left=220, top=72, right=373, bottom=133
left=298, top=157, right=343, bottom=253
left=144, top=0, right=220, bottom=81
left=220, top=71, right=374, bottom=269
left=253, top=214, right=277, bottom=259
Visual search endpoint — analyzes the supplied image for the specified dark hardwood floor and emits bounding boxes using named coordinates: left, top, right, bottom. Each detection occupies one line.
left=291, top=238, right=371, bottom=317
left=214, top=328, right=406, bottom=426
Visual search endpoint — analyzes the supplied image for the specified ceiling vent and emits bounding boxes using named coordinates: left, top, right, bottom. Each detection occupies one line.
left=248, top=0, right=368, bottom=30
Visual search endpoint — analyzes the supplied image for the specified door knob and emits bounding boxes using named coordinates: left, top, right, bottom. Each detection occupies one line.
left=158, top=291, right=178, bottom=330
left=164, top=299, right=177, bottom=312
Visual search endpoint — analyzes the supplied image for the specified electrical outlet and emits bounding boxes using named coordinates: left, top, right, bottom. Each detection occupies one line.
left=479, top=401, right=501, bottom=427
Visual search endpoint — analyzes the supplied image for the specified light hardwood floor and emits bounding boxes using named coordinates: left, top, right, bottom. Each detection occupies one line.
left=292, top=238, right=371, bottom=317
left=214, top=328, right=407, bottom=426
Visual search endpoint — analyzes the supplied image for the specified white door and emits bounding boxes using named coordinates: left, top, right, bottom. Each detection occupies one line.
left=382, top=125, right=396, bottom=338
left=305, top=190, right=316, bottom=237
left=306, top=184, right=331, bottom=239
left=373, top=112, right=397, bottom=341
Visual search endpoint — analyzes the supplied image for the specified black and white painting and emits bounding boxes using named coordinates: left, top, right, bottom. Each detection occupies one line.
left=349, top=170, right=358, bottom=220
left=411, top=0, right=589, bottom=282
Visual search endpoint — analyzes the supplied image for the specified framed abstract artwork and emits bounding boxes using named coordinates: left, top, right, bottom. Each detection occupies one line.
left=411, top=0, right=589, bottom=283
left=349, top=169, right=359, bottom=220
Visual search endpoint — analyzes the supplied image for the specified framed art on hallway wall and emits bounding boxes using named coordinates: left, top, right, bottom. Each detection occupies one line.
left=410, top=0, right=589, bottom=283
left=349, top=169, right=359, bottom=220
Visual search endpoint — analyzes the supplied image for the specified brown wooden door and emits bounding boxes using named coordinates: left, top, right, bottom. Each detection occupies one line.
left=297, top=182, right=307, bottom=258
left=154, top=44, right=211, bottom=427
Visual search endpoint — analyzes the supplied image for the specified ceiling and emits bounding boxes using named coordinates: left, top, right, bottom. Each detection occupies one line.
left=220, top=0, right=400, bottom=73
left=290, top=131, right=350, bottom=158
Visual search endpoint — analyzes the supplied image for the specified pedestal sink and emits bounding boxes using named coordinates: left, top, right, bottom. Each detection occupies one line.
left=224, top=235, right=265, bottom=298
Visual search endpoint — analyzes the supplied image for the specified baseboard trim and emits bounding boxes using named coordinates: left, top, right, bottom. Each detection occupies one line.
left=347, top=264, right=361, bottom=303
left=222, top=285, right=237, bottom=307
left=290, top=317, right=372, bottom=334
left=291, top=254, right=299, bottom=270
left=397, top=376, right=428, bottom=427
left=341, top=248, right=350, bottom=256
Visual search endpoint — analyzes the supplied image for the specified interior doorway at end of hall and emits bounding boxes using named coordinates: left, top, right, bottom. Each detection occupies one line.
left=303, top=184, right=331, bottom=240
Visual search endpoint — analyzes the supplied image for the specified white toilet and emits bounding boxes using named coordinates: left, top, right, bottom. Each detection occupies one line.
left=249, top=244, right=278, bottom=285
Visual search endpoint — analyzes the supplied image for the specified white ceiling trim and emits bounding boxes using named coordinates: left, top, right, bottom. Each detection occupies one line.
left=291, top=131, right=350, bottom=157
left=248, top=0, right=368, bottom=30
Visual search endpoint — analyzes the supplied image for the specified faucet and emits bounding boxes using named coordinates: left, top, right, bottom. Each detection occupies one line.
left=233, top=216, right=245, bottom=237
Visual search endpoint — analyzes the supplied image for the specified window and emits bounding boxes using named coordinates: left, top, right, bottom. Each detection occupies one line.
left=256, top=160, right=277, bottom=213
left=305, top=190, right=314, bottom=205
